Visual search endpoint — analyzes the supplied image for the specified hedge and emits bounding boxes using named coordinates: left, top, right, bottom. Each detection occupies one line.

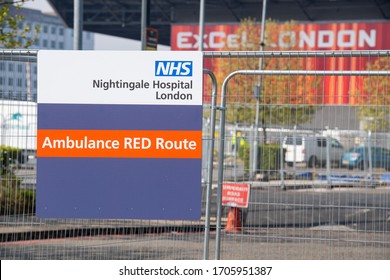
left=0, top=188, right=36, bottom=215
left=1, top=145, right=21, bottom=175
left=238, top=142, right=285, bottom=173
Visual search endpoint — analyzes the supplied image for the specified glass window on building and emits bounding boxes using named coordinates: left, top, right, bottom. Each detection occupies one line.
left=8, top=64, right=14, bottom=72
left=43, top=25, right=48, bottom=33
left=51, top=41, right=56, bottom=48
left=17, top=78, right=23, bottom=87
left=51, top=26, right=56, bottom=34
left=43, top=39, right=48, bottom=48
left=59, top=28, right=64, bottom=36
left=0, top=62, right=5, bottom=71
left=8, top=77, right=13, bottom=86
left=17, top=64, right=23, bottom=73
left=59, top=42, right=64, bottom=49
left=34, top=38, right=40, bottom=47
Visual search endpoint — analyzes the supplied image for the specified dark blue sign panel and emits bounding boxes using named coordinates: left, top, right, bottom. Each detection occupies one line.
left=37, top=51, right=203, bottom=220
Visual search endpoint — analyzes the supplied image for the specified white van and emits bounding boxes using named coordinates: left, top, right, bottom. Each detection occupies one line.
left=283, top=135, right=344, bottom=168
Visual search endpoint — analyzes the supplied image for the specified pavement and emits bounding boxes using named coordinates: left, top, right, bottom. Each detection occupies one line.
left=1, top=218, right=389, bottom=260
left=2, top=149, right=390, bottom=258
left=2, top=177, right=389, bottom=243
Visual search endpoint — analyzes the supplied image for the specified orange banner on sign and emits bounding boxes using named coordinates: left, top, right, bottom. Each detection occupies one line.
left=37, top=129, right=202, bottom=159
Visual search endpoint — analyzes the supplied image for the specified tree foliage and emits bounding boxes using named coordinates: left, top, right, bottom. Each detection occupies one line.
left=357, top=57, right=390, bottom=132
left=0, top=0, right=40, bottom=48
left=0, top=145, right=20, bottom=175
left=216, top=18, right=321, bottom=131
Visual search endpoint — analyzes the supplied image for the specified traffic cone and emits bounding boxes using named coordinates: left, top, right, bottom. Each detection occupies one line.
left=224, top=207, right=242, bottom=232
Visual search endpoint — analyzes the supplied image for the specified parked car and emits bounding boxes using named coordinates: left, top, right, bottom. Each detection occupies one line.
left=283, top=135, right=344, bottom=168
left=341, top=146, right=390, bottom=171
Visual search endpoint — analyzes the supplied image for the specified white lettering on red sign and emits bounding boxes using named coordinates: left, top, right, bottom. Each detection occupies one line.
left=175, top=29, right=376, bottom=50
left=222, top=183, right=250, bottom=208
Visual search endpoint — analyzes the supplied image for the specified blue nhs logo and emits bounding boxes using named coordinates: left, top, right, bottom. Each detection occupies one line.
left=155, top=61, right=193, bottom=76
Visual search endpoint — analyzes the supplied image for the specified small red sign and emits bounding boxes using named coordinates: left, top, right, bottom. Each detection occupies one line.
left=222, top=182, right=251, bottom=208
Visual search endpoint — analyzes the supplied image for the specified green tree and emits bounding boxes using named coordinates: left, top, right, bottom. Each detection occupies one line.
left=357, top=57, right=390, bottom=132
left=216, top=18, right=321, bottom=142
left=0, top=0, right=40, bottom=48
left=0, top=145, right=20, bottom=175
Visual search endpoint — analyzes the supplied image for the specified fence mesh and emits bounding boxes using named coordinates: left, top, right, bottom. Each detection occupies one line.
left=0, top=50, right=389, bottom=260
left=207, top=51, right=390, bottom=259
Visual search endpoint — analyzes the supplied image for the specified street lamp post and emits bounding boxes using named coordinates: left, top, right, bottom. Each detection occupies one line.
left=251, top=0, right=268, bottom=180
left=73, top=0, right=84, bottom=50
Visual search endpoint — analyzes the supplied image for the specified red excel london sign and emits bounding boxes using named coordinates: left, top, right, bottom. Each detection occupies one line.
left=171, top=22, right=390, bottom=105
left=222, top=182, right=251, bottom=208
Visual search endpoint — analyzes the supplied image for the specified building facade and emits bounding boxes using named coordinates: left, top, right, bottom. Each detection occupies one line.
left=0, top=7, right=94, bottom=102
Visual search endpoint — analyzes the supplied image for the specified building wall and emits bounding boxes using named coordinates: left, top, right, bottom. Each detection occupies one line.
left=0, top=7, right=94, bottom=102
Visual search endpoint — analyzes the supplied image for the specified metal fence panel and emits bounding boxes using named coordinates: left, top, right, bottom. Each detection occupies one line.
left=206, top=50, right=390, bottom=259
left=1, top=50, right=389, bottom=260
left=0, top=50, right=215, bottom=260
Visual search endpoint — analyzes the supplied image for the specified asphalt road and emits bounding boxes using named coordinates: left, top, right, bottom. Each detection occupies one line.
left=206, top=159, right=390, bottom=232
left=2, top=162, right=389, bottom=260
left=1, top=185, right=389, bottom=260
left=243, top=187, right=390, bottom=231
